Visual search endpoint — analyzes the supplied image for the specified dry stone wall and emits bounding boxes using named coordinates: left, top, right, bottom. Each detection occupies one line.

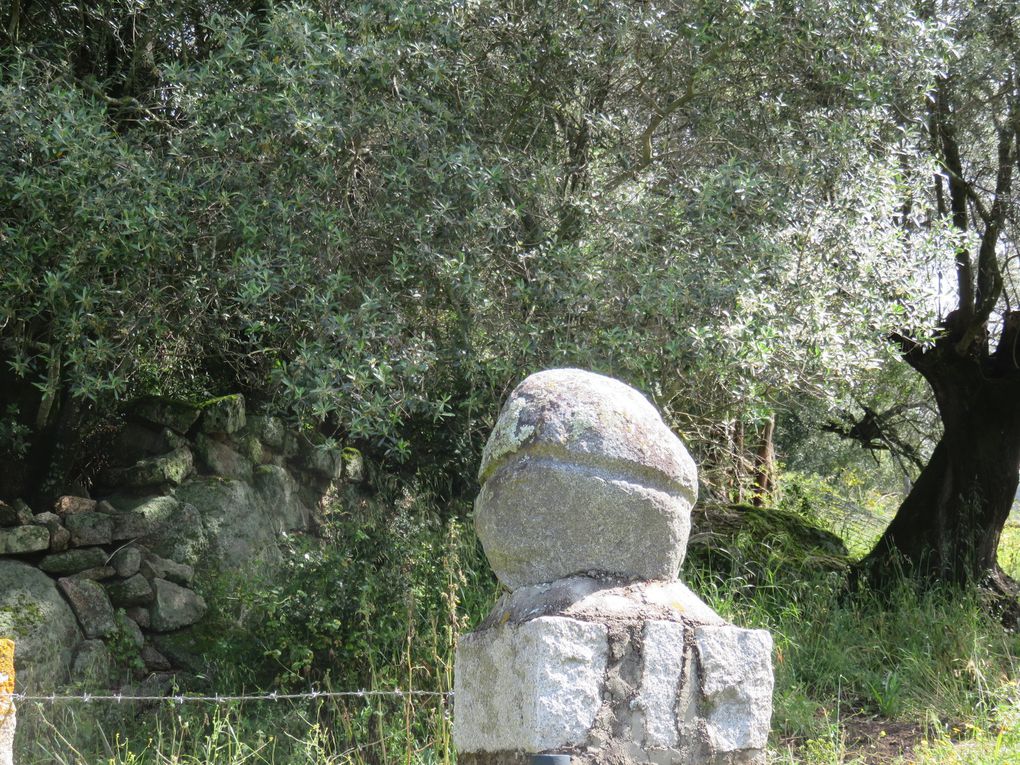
left=456, top=370, right=774, bottom=765
left=0, top=393, right=361, bottom=692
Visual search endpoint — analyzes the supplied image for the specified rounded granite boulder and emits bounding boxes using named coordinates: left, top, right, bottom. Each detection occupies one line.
left=475, top=368, right=698, bottom=589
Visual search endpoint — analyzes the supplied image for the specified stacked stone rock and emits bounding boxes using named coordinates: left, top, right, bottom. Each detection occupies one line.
left=455, top=369, right=774, bottom=765
left=0, top=393, right=363, bottom=691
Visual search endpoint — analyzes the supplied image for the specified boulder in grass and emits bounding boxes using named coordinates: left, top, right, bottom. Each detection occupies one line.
left=0, top=561, right=82, bottom=690
left=72, top=640, right=112, bottom=684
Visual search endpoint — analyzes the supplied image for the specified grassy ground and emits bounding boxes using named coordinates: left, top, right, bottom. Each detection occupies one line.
left=12, top=493, right=1020, bottom=764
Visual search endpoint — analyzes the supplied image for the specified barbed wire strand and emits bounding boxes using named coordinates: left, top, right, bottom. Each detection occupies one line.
left=10, top=689, right=453, bottom=704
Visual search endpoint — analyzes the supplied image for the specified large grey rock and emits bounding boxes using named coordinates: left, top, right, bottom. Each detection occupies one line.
left=694, top=625, right=774, bottom=754
left=30, top=512, right=70, bottom=552
left=0, top=525, right=49, bottom=555
left=140, top=554, right=194, bottom=586
left=65, top=512, right=113, bottom=547
left=149, top=579, right=207, bottom=632
left=72, top=640, right=112, bottom=684
left=173, top=477, right=284, bottom=569
left=106, top=495, right=178, bottom=541
left=247, top=414, right=285, bottom=448
left=130, top=397, right=201, bottom=434
left=454, top=616, right=608, bottom=753
left=0, top=561, right=82, bottom=690
left=475, top=368, right=698, bottom=589
left=58, top=578, right=117, bottom=639
left=39, top=548, right=108, bottom=575
left=110, top=545, right=143, bottom=578
left=108, top=447, right=194, bottom=488
left=194, top=433, right=253, bottom=481
left=106, top=574, right=154, bottom=608
left=199, top=394, right=246, bottom=434
left=252, top=465, right=312, bottom=532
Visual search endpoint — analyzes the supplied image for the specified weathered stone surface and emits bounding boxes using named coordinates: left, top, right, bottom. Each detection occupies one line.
left=70, top=566, right=116, bottom=581
left=454, top=616, right=608, bottom=753
left=106, top=574, right=154, bottom=607
left=252, top=465, right=312, bottom=532
left=110, top=545, right=143, bottom=578
left=130, top=396, right=201, bottom=434
left=694, top=626, right=774, bottom=754
left=0, top=561, right=81, bottom=690
left=479, top=576, right=725, bottom=631
left=140, top=554, right=194, bottom=586
left=200, top=394, right=246, bottom=434
left=58, top=578, right=117, bottom=639
left=65, top=512, right=113, bottom=547
left=344, top=448, right=365, bottom=483
left=31, top=511, right=69, bottom=553
left=39, top=548, right=108, bottom=575
left=0, top=502, right=16, bottom=527
left=247, top=414, right=285, bottom=448
left=125, top=607, right=151, bottom=629
left=195, top=433, right=253, bottom=480
left=298, top=440, right=343, bottom=482
left=54, top=496, right=96, bottom=516
left=72, top=640, right=112, bottom=683
left=116, top=611, right=145, bottom=648
left=149, top=579, right=207, bottom=632
left=636, top=620, right=687, bottom=749
left=110, top=447, right=194, bottom=488
left=174, top=478, right=282, bottom=568
left=111, top=422, right=187, bottom=463
left=0, top=525, right=49, bottom=555
left=12, top=500, right=34, bottom=526
left=141, top=645, right=172, bottom=672
left=475, top=369, right=698, bottom=589
left=106, top=495, right=178, bottom=541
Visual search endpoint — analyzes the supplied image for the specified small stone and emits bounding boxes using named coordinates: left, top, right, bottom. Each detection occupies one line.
left=125, top=607, right=150, bottom=629
left=39, top=548, right=109, bottom=575
left=200, top=394, right=246, bottom=434
left=343, top=448, right=365, bottom=483
left=140, top=554, right=194, bottom=586
left=0, top=501, right=17, bottom=527
left=194, top=432, right=253, bottom=480
left=72, top=639, right=112, bottom=683
left=149, top=579, right=207, bottom=632
left=694, top=625, right=774, bottom=754
left=70, top=566, right=117, bottom=581
left=130, top=396, right=201, bottom=435
left=54, top=496, right=96, bottom=516
left=116, top=612, right=145, bottom=648
left=0, top=525, right=50, bottom=555
left=58, top=578, right=117, bottom=639
left=65, top=512, right=113, bottom=547
left=110, top=545, right=143, bottom=577
left=13, top=499, right=34, bottom=525
left=140, top=645, right=172, bottom=671
left=30, top=512, right=71, bottom=553
left=106, top=574, right=154, bottom=608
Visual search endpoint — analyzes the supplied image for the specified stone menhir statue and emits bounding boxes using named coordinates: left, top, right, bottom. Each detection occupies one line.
left=454, top=369, right=773, bottom=765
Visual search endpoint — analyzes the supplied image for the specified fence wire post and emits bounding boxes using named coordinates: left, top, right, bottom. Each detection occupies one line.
left=0, top=639, right=15, bottom=765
